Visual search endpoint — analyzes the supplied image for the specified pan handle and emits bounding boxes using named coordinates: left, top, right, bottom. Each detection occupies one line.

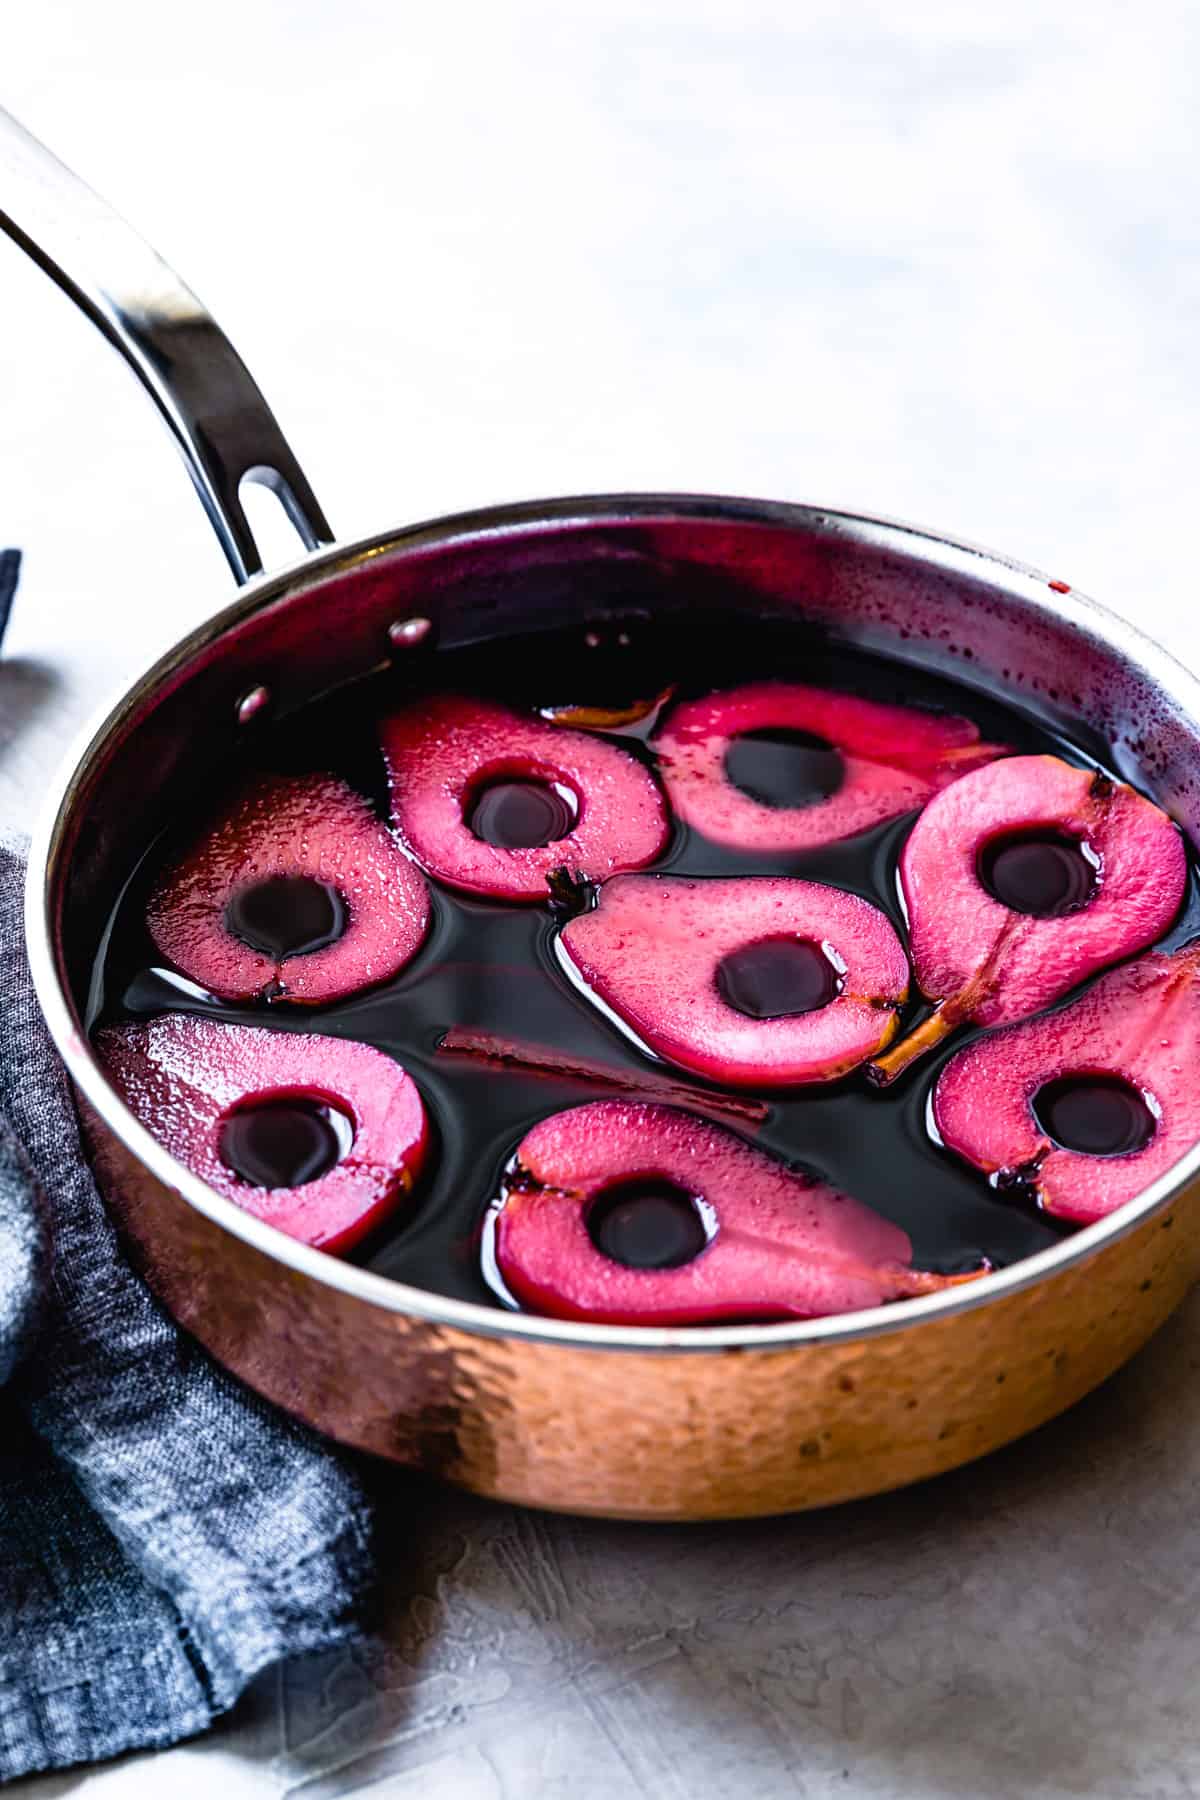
left=0, top=108, right=333, bottom=585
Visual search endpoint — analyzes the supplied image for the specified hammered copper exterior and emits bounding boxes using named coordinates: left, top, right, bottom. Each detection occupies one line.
left=84, top=1110, right=1200, bottom=1520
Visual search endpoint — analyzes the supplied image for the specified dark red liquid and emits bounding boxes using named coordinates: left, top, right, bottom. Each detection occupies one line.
left=978, top=831, right=1098, bottom=917
left=717, top=936, right=843, bottom=1018
left=468, top=778, right=577, bottom=849
left=219, top=1097, right=348, bottom=1188
left=587, top=1179, right=710, bottom=1269
left=1032, top=1076, right=1157, bottom=1157
left=724, top=728, right=844, bottom=809
left=91, top=614, right=1200, bottom=1310
left=226, top=876, right=346, bottom=959
left=540, top=617, right=671, bottom=716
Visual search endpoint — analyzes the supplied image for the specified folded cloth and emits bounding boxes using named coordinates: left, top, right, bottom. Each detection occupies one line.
left=0, top=554, right=375, bottom=1782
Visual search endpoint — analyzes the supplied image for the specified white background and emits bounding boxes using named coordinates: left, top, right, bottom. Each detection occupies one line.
left=1, top=0, right=1199, bottom=834
left=5, top=4, right=1200, bottom=1796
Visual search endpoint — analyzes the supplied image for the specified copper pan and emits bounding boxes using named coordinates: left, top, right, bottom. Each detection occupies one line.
left=5, top=109, right=1199, bottom=1520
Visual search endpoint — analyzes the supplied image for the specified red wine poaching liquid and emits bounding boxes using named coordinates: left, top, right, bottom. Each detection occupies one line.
left=89, top=612, right=1200, bottom=1309
left=219, top=1096, right=350, bottom=1188
left=1031, top=1076, right=1158, bottom=1157
left=977, top=831, right=1099, bottom=917
left=716, top=936, right=844, bottom=1018
left=586, top=1178, right=712, bottom=1269
left=226, top=876, right=347, bottom=958
left=723, top=728, right=844, bottom=809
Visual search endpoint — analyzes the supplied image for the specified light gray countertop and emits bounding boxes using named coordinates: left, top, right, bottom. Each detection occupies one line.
left=4, top=3, right=1200, bottom=1793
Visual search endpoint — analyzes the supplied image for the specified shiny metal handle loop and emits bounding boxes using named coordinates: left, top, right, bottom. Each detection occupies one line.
left=0, top=107, right=333, bottom=584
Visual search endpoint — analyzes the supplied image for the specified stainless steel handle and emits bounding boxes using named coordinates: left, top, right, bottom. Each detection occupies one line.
left=0, top=108, right=333, bottom=585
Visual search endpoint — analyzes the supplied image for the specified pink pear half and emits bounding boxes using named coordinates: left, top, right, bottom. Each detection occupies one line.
left=381, top=695, right=670, bottom=902
left=934, top=946, right=1200, bottom=1224
left=871, top=756, right=1187, bottom=1082
left=493, top=1100, right=966, bottom=1325
left=147, top=771, right=430, bottom=1004
left=559, top=874, right=909, bottom=1086
left=96, top=1015, right=428, bottom=1253
left=652, top=680, right=1004, bottom=852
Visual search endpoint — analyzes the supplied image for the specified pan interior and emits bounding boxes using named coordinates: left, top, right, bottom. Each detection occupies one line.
left=41, top=497, right=1200, bottom=1344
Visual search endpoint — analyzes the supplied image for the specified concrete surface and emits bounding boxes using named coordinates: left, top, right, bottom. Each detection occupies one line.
left=3, top=2, right=1200, bottom=1794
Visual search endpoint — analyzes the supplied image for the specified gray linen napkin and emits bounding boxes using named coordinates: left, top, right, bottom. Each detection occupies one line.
left=0, top=557, right=376, bottom=1781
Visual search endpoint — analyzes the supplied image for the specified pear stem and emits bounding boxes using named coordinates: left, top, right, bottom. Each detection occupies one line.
left=437, top=1028, right=768, bottom=1126
left=539, top=685, right=676, bottom=730
left=866, top=1004, right=959, bottom=1085
left=894, top=1265, right=990, bottom=1297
